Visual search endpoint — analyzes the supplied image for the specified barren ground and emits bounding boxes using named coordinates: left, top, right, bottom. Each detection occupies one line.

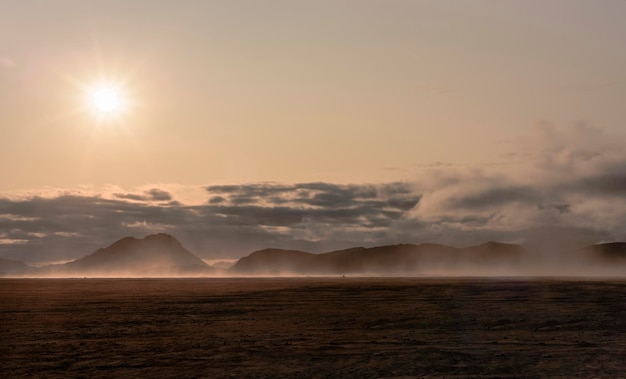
left=1, top=278, right=625, bottom=378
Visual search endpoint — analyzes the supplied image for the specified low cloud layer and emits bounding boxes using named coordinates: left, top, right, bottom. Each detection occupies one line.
left=410, top=122, right=626, bottom=250
left=1, top=123, right=625, bottom=264
left=0, top=183, right=420, bottom=263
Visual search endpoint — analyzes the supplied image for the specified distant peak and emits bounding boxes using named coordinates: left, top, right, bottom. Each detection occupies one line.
left=143, top=233, right=177, bottom=241
left=141, top=233, right=184, bottom=248
left=107, top=236, right=137, bottom=249
left=417, top=242, right=445, bottom=248
left=593, top=242, right=626, bottom=247
left=480, top=241, right=500, bottom=247
left=104, top=234, right=182, bottom=251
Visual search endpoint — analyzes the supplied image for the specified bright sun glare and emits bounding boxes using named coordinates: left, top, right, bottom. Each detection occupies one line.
left=85, top=82, right=128, bottom=120
left=92, top=86, right=121, bottom=113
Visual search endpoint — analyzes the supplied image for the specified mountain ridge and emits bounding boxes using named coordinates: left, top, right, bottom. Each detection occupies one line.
left=230, top=241, right=526, bottom=275
left=1, top=234, right=626, bottom=277
left=39, top=233, right=213, bottom=277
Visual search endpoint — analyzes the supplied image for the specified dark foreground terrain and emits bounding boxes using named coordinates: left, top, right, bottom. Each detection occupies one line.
left=1, top=278, right=625, bottom=378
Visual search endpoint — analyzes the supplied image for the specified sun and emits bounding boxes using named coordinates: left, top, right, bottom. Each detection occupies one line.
left=92, top=86, right=122, bottom=113
left=84, top=81, right=129, bottom=121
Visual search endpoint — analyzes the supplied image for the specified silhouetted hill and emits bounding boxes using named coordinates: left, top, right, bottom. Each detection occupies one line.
left=233, top=248, right=315, bottom=274
left=582, top=242, right=626, bottom=262
left=230, top=242, right=526, bottom=275
left=0, top=257, right=33, bottom=276
left=6, top=235, right=626, bottom=277
left=41, top=233, right=214, bottom=277
left=463, top=242, right=526, bottom=261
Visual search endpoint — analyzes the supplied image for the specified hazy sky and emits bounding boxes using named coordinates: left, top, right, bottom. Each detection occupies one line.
left=1, top=1, right=626, bottom=262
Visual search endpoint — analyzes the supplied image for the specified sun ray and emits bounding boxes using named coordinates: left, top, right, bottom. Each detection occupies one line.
left=86, top=81, right=128, bottom=118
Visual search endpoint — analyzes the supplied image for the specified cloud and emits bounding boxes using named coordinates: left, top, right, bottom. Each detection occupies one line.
left=574, top=172, right=626, bottom=196
left=114, top=188, right=173, bottom=202
left=0, top=182, right=420, bottom=263
left=404, top=122, right=626, bottom=249
left=1, top=122, right=625, bottom=264
left=0, top=239, right=28, bottom=245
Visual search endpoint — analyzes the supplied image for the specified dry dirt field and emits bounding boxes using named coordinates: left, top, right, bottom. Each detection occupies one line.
left=1, top=278, right=625, bottom=378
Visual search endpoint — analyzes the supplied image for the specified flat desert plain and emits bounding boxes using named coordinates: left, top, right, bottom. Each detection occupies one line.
left=1, top=278, right=625, bottom=378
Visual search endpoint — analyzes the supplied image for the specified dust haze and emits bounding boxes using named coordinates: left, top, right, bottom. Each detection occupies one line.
left=3, top=124, right=626, bottom=267
left=1, top=233, right=624, bottom=278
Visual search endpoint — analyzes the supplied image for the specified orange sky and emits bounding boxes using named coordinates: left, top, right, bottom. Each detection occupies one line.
left=1, top=1, right=626, bottom=262
left=1, top=1, right=625, bottom=190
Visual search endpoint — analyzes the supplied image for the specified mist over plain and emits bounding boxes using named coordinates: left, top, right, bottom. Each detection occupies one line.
left=1, top=233, right=624, bottom=278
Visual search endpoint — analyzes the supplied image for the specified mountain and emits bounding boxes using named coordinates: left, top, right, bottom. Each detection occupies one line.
left=232, top=248, right=317, bottom=274
left=582, top=242, right=626, bottom=262
left=42, top=233, right=214, bottom=277
left=230, top=241, right=525, bottom=275
left=5, top=235, right=624, bottom=277
left=0, top=257, right=34, bottom=276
